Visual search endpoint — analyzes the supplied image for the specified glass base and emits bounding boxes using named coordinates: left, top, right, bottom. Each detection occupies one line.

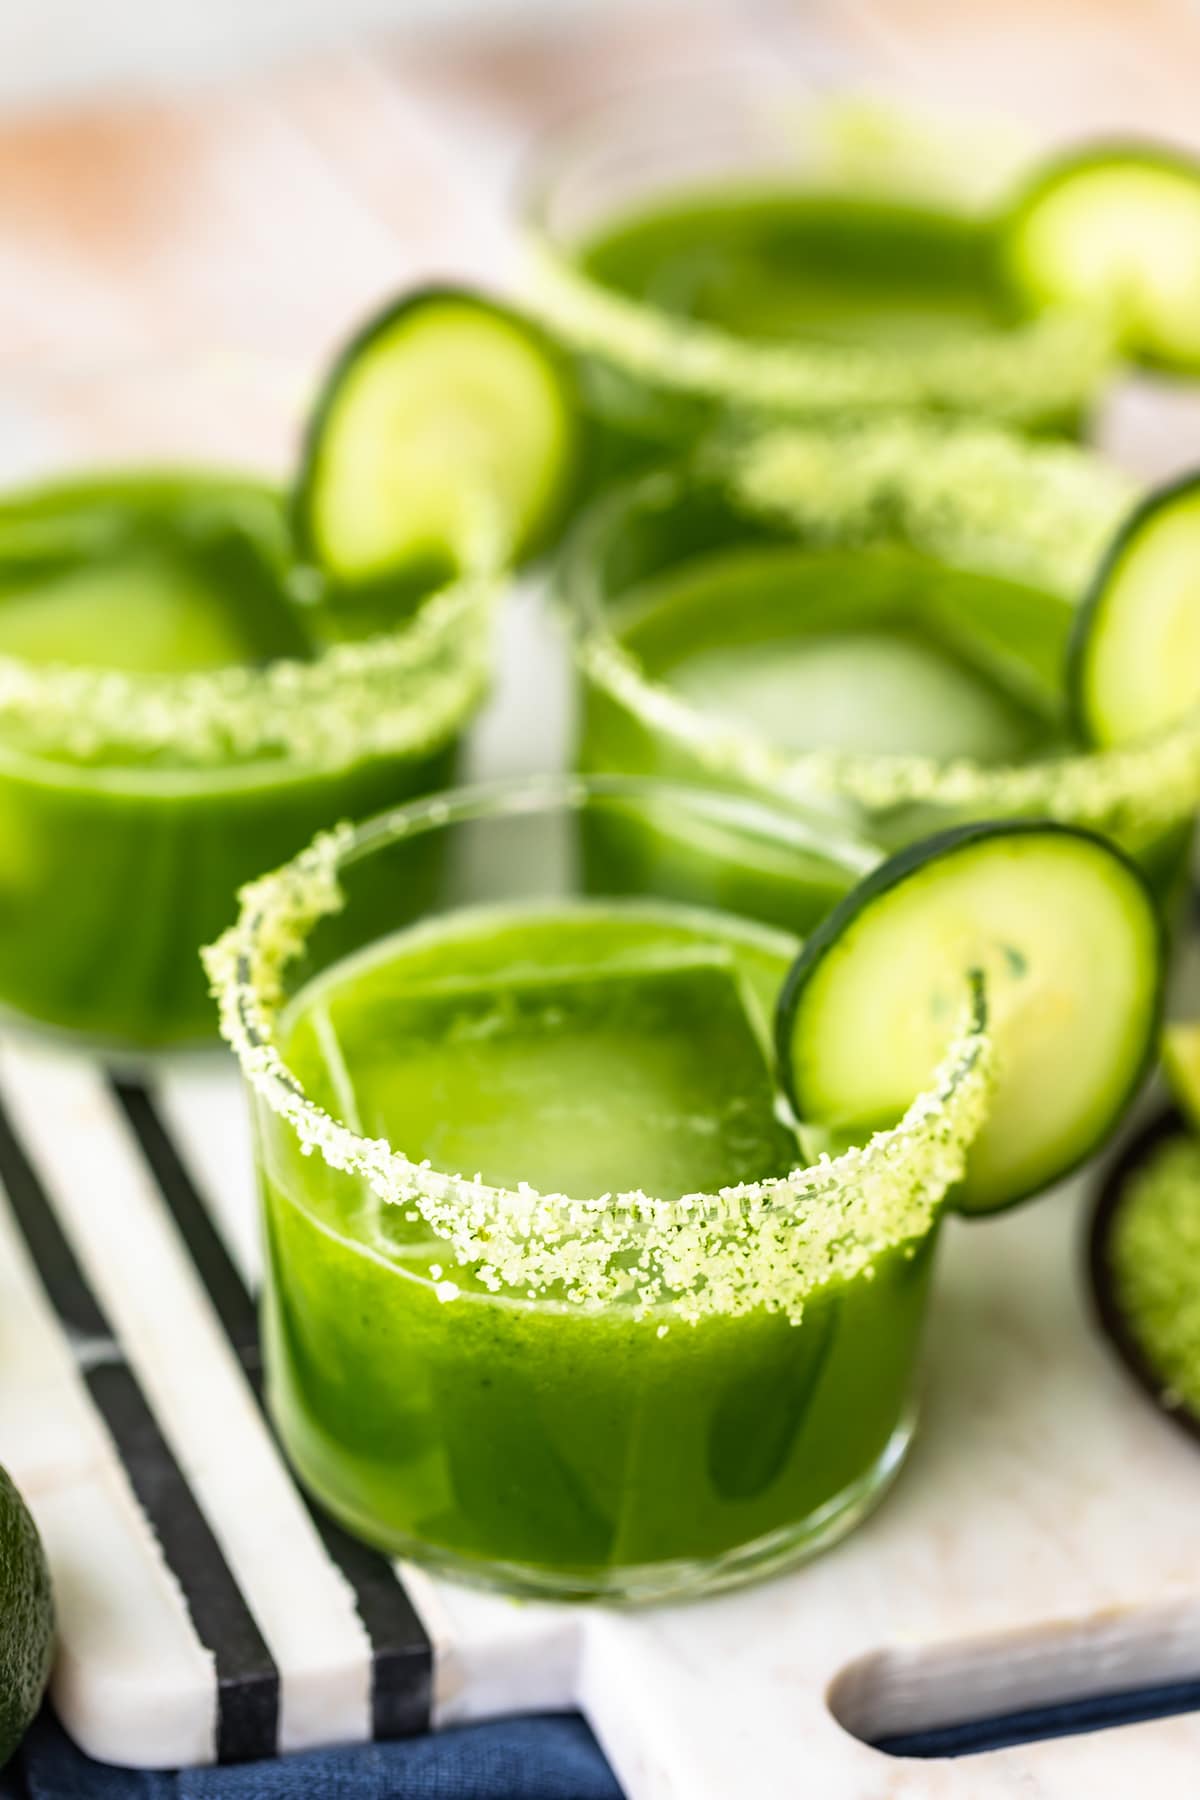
left=302, top=1409, right=916, bottom=1608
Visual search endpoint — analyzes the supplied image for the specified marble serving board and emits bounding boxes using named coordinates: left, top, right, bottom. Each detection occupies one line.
left=2, top=3, right=1200, bottom=1791
left=4, top=1032, right=1200, bottom=1795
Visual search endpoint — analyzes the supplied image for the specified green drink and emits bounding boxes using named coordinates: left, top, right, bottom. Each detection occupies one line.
left=611, top=544, right=1060, bottom=769
left=0, top=293, right=578, bottom=1048
left=0, top=469, right=487, bottom=1046
left=212, top=779, right=1164, bottom=1600
left=265, top=902, right=944, bottom=1587
left=580, top=190, right=1016, bottom=349
left=566, top=419, right=1200, bottom=900
left=210, top=778, right=991, bottom=1599
left=524, top=90, right=1113, bottom=467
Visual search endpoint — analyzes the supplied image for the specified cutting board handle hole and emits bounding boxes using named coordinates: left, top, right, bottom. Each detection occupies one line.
left=828, top=1602, right=1200, bottom=1759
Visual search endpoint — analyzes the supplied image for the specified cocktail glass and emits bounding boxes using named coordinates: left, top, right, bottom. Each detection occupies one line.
left=564, top=418, right=1200, bottom=904
left=209, top=774, right=991, bottom=1603
left=0, top=358, right=494, bottom=1047
left=522, top=84, right=1114, bottom=477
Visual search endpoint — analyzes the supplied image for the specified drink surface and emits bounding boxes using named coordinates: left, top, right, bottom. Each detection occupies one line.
left=579, top=187, right=1017, bottom=349
left=0, top=476, right=481, bottom=1044
left=0, top=479, right=313, bottom=684
left=264, top=899, right=934, bottom=1586
left=282, top=900, right=799, bottom=1200
left=599, top=541, right=1070, bottom=769
left=0, top=531, right=308, bottom=676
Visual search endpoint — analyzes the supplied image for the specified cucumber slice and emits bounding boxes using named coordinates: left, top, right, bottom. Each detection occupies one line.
left=776, top=821, right=1162, bottom=1214
left=1004, top=143, right=1200, bottom=373
left=1069, top=472, right=1200, bottom=748
left=1164, top=1023, right=1200, bottom=1130
left=294, top=287, right=579, bottom=587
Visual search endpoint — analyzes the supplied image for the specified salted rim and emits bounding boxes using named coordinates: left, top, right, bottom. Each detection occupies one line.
left=521, top=89, right=1115, bottom=426
left=528, top=247, right=1113, bottom=427
left=204, top=774, right=993, bottom=1323
left=567, top=420, right=1200, bottom=837
left=0, top=471, right=496, bottom=768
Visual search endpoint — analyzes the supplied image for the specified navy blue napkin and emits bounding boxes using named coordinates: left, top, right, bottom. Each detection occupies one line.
left=2, top=1712, right=623, bottom=1800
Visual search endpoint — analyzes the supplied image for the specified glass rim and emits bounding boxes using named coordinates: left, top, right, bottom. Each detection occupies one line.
left=0, top=462, right=494, bottom=770
left=518, top=79, right=1040, bottom=233
left=205, top=771, right=994, bottom=1322
left=519, top=85, right=1115, bottom=424
left=562, top=425, right=1200, bottom=836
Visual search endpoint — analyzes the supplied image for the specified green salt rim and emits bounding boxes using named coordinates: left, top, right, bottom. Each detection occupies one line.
left=0, top=571, right=495, bottom=769
left=524, top=91, right=1115, bottom=425
left=528, top=244, right=1113, bottom=428
left=0, top=468, right=495, bottom=769
left=576, top=420, right=1200, bottom=836
left=1110, top=1132, right=1200, bottom=1413
left=204, top=780, right=993, bottom=1323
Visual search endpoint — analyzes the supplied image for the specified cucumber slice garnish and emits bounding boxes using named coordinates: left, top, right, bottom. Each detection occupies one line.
left=1164, top=1023, right=1200, bottom=1130
left=1004, top=143, right=1200, bottom=373
left=776, top=821, right=1163, bottom=1215
left=1068, top=472, right=1200, bottom=749
left=294, top=287, right=579, bottom=588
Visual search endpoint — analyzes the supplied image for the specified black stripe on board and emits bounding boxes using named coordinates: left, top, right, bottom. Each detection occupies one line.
left=0, top=1084, right=280, bottom=1764
left=111, top=1079, right=258, bottom=1362
left=113, top=1077, right=434, bottom=1739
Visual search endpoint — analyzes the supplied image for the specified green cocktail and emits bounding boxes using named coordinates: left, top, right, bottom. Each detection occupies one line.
left=523, top=90, right=1113, bottom=468
left=566, top=418, right=1200, bottom=901
left=0, top=468, right=489, bottom=1045
left=0, top=290, right=582, bottom=1048
left=582, top=191, right=1008, bottom=349
left=210, top=777, right=991, bottom=1600
left=267, top=905, right=945, bottom=1586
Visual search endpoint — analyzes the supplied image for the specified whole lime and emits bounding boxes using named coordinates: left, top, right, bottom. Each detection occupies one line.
left=0, top=1463, right=54, bottom=1769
